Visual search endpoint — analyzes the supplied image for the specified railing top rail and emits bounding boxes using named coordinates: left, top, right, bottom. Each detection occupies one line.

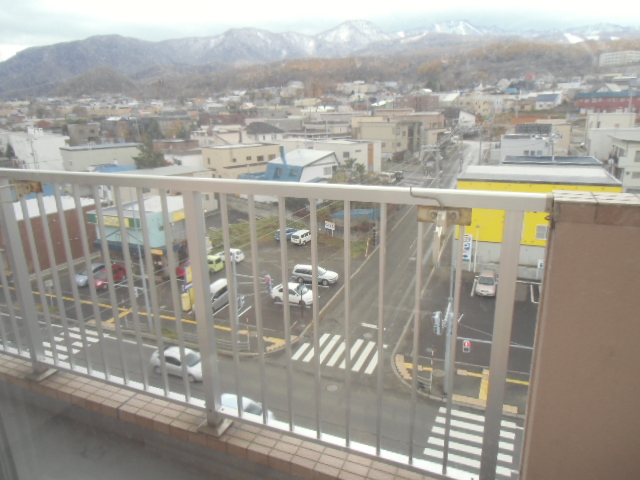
left=0, top=168, right=552, bottom=212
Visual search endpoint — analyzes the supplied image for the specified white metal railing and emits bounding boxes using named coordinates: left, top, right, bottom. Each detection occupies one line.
left=0, top=168, right=550, bottom=480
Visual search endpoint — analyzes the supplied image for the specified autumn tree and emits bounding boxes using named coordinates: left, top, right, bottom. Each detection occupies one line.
left=133, top=137, right=166, bottom=169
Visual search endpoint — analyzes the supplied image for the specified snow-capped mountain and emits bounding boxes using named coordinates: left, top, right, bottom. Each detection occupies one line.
left=0, top=19, right=639, bottom=97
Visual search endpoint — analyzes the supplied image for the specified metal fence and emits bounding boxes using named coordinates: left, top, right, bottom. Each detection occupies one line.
left=0, top=168, right=550, bottom=479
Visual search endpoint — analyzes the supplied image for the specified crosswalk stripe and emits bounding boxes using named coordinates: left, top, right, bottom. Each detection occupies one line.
left=339, top=339, right=363, bottom=369
left=427, top=437, right=514, bottom=463
left=432, top=426, right=514, bottom=451
left=292, top=343, right=310, bottom=361
left=352, top=341, right=375, bottom=372
left=364, top=351, right=378, bottom=374
left=435, top=417, right=516, bottom=440
left=302, top=333, right=331, bottom=362
left=438, top=407, right=521, bottom=429
left=319, top=335, right=341, bottom=363
left=326, top=342, right=345, bottom=367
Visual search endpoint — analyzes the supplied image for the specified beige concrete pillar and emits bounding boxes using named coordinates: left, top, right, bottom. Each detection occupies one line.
left=521, top=191, right=640, bottom=480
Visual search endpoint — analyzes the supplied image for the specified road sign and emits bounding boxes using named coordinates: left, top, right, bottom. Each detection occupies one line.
left=462, top=340, right=471, bottom=353
left=325, top=221, right=335, bottom=231
left=462, top=234, right=473, bottom=261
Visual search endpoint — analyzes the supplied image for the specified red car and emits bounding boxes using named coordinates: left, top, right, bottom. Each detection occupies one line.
left=94, top=265, right=126, bottom=290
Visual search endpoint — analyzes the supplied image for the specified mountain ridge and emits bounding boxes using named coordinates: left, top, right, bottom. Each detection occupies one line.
left=0, top=19, right=638, bottom=99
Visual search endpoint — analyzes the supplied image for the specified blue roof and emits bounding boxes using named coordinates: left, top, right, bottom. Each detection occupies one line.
left=94, top=164, right=137, bottom=173
left=331, top=209, right=380, bottom=221
left=238, top=162, right=303, bottom=182
left=576, top=90, right=638, bottom=99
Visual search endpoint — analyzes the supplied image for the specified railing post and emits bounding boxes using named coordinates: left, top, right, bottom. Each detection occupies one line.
left=182, top=191, right=229, bottom=435
left=480, top=209, right=524, bottom=479
left=0, top=177, right=52, bottom=378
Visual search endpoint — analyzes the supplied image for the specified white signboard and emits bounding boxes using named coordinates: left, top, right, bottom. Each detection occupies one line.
left=325, top=221, right=335, bottom=231
left=462, top=234, right=473, bottom=261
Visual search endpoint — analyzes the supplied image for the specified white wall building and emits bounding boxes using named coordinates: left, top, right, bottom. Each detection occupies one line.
left=499, top=134, right=551, bottom=162
left=60, top=143, right=140, bottom=172
left=278, top=138, right=382, bottom=173
left=0, top=127, right=69, bottom=171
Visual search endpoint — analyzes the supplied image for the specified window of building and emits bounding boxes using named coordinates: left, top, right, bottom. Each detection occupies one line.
left=634, top=151, right=640, bottom=162
left=395, top=128, right=400, bottom=135
left=343, top=152, right=350, bottom=158
left=402, top=131, right=406, bottom=137
left=257, top=155, right=264, bottom=162
left=290, top=169, right=299, bottom=176
left=246, top=156, right=252, bottom=161
left=632, top=172, right=640, bottom=179
left=323, top=166, right=333, bottom=176
left=382, top=143, right=386, bottom=148
left=535, top=225, right=548, bottom=240
left=275, top=168, right=283, bottom=177
left=232, top=158, right=237, bottom=163
left=204, top=194, right=210, bottom=201
left=619, top=148, right=626, bottom=157
left=397, top=142, right=401, bottom=147
left=268, top=154, right=276, bottom=160
left=207, top=158, right=211, bottom=165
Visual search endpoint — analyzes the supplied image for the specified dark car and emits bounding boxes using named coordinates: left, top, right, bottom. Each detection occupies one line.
left=275, top=227, right=298, bottom=241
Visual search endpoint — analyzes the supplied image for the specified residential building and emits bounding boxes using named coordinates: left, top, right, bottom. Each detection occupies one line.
left=535, top=93, right=562, bottom=110
left=60, top=143, right=140, bottom=172
left=201, top=143, right=280, bottom=179
left=456, top=164, right=622, bottom=276
left=576, top=90, right=640, bottom=113
left=357, top=120, right=423, bottom=161
left=245, top=122, right=284, bottom=143
left=239, top=148, right=338, bottom=184
left=67, top=122, right=101, bottom=146
left=0, top=127, right=69, bottom=171
left=279, top=138, right=382, bottom=173
left=499, top=134, right=551, bottom=161
left=584, top=112, right=637, bottom=161
left=608, top=130, right=640, bottom=192
left=599, top=50, right=640, bottom=67
left=393, top=92, right=440, bottom=112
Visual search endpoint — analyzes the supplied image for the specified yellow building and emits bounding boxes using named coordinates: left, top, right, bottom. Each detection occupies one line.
left=457, top=165, right=622, bottom=276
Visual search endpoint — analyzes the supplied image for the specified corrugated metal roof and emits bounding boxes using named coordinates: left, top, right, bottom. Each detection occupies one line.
left=458, top=165, right=620, bottom=186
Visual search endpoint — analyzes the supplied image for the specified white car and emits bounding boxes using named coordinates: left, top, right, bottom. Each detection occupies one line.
left=220, top=393, right=274, bottom=421
left=475, top=270, right=498, bottom=297
left=216, top=248, right=245, bottom=263
left=292, top=264, right=339, bottom=286
left=270, top=282, right=314, bottom=307
left=149, top=346, right=202, bottom=382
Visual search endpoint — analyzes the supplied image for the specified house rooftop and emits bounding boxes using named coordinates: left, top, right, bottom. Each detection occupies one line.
left=459, top=164, right=621, bottom=186
left=503, top=155, right=602, bottom=166
left=61, top=143, right=140, bottom=151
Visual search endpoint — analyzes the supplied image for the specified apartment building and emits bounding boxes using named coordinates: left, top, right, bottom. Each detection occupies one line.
left=201, top=143, right=280, bottom=179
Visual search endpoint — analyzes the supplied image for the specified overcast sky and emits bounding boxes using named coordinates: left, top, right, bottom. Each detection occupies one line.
left=1, top=1, right=638, bottom=61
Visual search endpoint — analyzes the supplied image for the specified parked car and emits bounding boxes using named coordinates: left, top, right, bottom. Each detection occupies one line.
left=275, top=227, right=298, bottom=241
left=220, top=393, right=274, bottom=421
left=75, top=262, right=106, bottom=287
left=215, top=248, right=244, bottom=263
left=270, top=282, right=314, bottom=306
left=93, top=265, right=126, bottom=290
left=149, top=346, right=202, bottom=382
left=292, top=264, right=339, bottom=286
left=207, top=254, right=225, bottom=272
left=475, top=270, right=498, bottom=297
left=291, top=229, right=311, bottom=245
left=210, top=278, right=245, bottom=312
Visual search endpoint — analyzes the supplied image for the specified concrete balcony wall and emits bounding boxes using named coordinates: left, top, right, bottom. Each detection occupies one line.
left=522, top=191, right=640, bottom=480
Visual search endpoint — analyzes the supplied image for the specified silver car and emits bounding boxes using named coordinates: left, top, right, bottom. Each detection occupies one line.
left=475, top=270, right=498, bottom=297
left=149, top=346, right=202, bottom=382
left=220, top=393, right=274, bottom=421
left=292, top=264, right=339, bottom=286
left=75, top=262, right=106, bottom=287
